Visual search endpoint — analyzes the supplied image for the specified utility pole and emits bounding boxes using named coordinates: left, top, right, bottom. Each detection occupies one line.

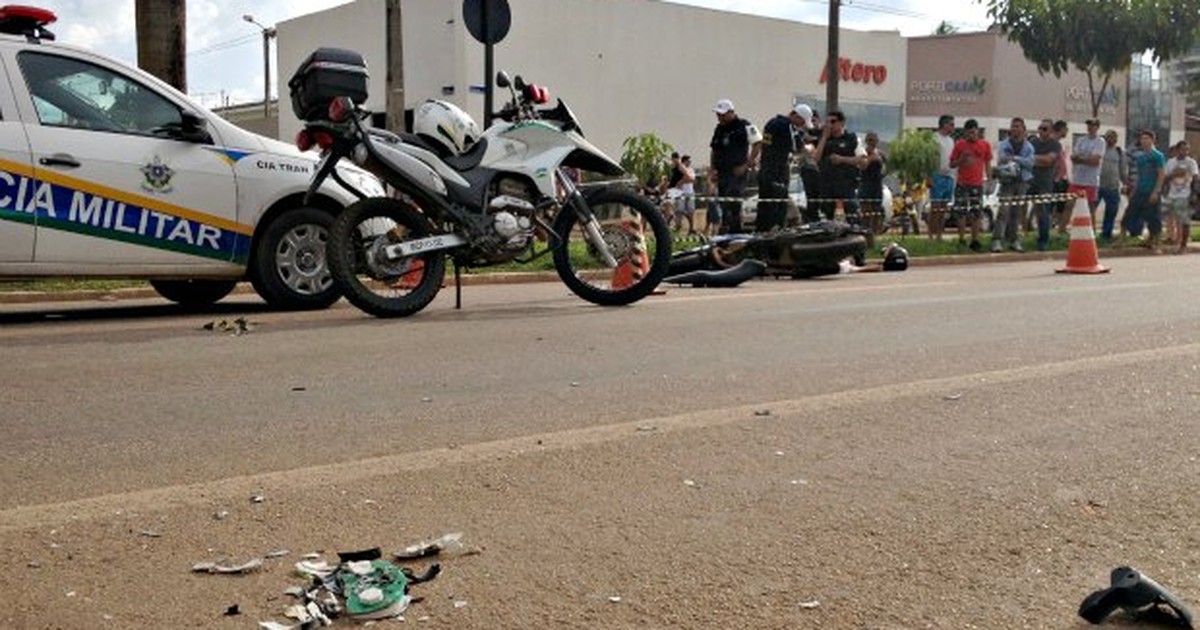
left=825, top=0, right=840, bottom=113
left=135, top=0, right=186, bottom=90
left=386, top=0, right=405, bottom=131
left=243, top=15, right=276, bottom=119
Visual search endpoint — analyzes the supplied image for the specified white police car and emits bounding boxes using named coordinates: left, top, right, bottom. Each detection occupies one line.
left=0, top=6, right=383, bottom=308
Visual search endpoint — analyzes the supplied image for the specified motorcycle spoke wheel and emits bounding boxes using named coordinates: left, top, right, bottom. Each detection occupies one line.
left=327, top=198, right=446, bottom=318
left=552, top=187, right=672, bottom=306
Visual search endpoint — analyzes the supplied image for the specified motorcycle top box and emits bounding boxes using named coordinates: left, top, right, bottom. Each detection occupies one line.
left=288, top=47, right=369, bottom=121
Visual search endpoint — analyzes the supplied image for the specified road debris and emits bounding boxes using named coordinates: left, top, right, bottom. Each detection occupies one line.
left=224, top=604, right=241, bottom=616
left=1078, top=566, right=1194, bottom=626
left=683, top=479, right=698, bottom=488
left=608, top=596, right=622, bottom=603
left=395, top=532, right=467, bottom=560
left=260, top=543, right=456, bottom=628
left=799, top=600, right=821, bottom=609
left=214, top=510, right=229, bottom=521
left=251, top=494, right=265, bottom=504
left=754, top=409, right=772, bottom=417
left=201, top=317, right=255, bottom=335
left=192, top=558, right=264, bottom=575
left=265, top=549, right=290, bottom=559
left=138, top=529, right=161, bottom=538
left=942, top=393, right=963, bottom=401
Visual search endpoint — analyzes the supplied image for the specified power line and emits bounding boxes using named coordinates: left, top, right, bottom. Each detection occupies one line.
left=794, top=0, right=987, bottom=30
left=188, top=33, right=258, bottom=58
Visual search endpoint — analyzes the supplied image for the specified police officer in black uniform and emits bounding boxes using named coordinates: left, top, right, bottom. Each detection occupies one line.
left=756, top=104, right=814, bottom=232
left=814, top=109, right=864, bottom=222
left=708, top=99, right=761, bottom=234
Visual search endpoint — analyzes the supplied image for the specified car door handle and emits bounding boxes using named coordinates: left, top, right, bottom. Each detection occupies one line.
left=39, top=153, right=81, bottom=168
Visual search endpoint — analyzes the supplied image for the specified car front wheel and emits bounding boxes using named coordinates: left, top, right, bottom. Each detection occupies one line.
left=249, top=207, right=339, bottom=310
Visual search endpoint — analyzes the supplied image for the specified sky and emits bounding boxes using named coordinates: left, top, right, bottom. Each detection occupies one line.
left=30, top=0, right=993, bottom=108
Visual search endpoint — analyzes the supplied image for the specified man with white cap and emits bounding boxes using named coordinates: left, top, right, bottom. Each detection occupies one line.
left=708, top=98, right=762, bottom=234
left=754, top=103, right=814, bottom=231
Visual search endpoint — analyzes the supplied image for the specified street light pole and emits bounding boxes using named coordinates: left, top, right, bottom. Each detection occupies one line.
left=243, top=15, right=276, bottom=119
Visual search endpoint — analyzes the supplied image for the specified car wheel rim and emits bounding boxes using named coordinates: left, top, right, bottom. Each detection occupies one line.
left=275, top=223, right=332, bottom=296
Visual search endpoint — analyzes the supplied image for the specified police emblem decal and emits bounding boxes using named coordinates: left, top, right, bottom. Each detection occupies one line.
left=141, top=156, right=175, bottom=193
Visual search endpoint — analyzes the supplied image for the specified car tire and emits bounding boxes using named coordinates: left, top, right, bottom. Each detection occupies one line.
left=150, top=279, right=237, bottom=308
left=249, top=207, right=339, bottom=310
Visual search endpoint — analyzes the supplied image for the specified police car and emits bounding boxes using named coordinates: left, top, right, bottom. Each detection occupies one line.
left=0, top=6, right=383, bottom=308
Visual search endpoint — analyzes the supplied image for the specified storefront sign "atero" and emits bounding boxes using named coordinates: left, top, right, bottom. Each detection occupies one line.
left=819, top=57, right=888, bottom=85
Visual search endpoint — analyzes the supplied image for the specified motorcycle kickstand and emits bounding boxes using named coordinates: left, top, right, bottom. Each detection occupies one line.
left=453, top=259, right=463, bottom=310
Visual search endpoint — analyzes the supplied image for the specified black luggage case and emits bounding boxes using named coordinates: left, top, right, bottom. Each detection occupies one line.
left=288, top=48, right=368, bottom=121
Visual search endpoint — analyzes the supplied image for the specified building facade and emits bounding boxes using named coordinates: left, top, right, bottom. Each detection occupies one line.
left=275, top=0, right=907, bottom=166
left=272, top=1, right=1187, bottom=164
left=908, top=32, right=1187, bottom=150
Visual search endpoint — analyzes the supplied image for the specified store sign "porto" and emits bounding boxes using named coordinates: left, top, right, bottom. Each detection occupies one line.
left=819, top=57, right=888, bottom=85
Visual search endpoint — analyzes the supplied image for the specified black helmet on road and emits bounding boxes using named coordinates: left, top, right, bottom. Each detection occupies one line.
left=882, top=243, right=909, bottom=271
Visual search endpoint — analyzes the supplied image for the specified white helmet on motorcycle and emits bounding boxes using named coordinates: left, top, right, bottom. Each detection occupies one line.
left=414, top=99, right=480, bottom=156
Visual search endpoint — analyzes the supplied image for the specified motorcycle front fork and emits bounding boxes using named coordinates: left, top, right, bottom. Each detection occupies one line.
left=559, top=169, right=618, bottom=269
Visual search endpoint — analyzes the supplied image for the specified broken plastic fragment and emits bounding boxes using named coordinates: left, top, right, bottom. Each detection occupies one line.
left=258, top=622, right=294, bottom=630
left=608, top=596, right=622, bottom=603
left=683, top=479, right=698, bottom=488
left=192, top=558, right=264, bottom=574
left=395, top=532, right=464, bottom=560
left=942, top=393, right=963, bottom=401
left=294, top=559, right=337, bottom=578
left=754, top=409, right=772, bottom=417
left=264, top=549, right=289, bottom=559
left=799, top=600, right=821, bottom=609
left=139, top=529, right=161, bottom=538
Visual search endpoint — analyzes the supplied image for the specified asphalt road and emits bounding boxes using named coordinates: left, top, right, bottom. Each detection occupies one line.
left=2, top=256, right=1199, bottom=628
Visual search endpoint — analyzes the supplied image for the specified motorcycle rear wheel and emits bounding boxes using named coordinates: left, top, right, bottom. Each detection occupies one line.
left=327, top=197, right=446, bottom=318
left=551, top=187, right=672, bottom=306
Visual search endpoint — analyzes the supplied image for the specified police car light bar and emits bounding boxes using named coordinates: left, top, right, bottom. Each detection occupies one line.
left=0, top=5, right=57, bottom=41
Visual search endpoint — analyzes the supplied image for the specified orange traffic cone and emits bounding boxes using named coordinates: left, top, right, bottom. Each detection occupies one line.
left=1057, top=197, right=1109, bottom=274
left=611, top=220, right=651, bottom=290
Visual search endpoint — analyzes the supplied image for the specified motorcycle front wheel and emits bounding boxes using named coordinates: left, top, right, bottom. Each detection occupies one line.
left=551, top=187, right=672, bottom=306
left=327, top=197, right=446, bottom=318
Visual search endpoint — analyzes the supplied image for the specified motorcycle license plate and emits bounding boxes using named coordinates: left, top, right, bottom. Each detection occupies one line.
left=382, top=233, right=468, bottom=259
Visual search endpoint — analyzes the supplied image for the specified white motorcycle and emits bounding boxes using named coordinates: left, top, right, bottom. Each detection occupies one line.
left=291, top=50, right=670, bottom=318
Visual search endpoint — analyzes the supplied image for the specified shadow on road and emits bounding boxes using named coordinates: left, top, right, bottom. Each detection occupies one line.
left=0, top=301, right=275, bottom=326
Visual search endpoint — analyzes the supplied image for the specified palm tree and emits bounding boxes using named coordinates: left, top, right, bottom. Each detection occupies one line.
left=933, top=20, right=959, bottom=36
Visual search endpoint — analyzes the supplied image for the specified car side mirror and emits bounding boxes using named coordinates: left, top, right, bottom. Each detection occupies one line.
left=178, top=111, right=212, bottom=144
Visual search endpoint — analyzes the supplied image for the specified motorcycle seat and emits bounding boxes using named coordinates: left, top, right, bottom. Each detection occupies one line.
left=384, top=131, right=486, bottom=172
left=442, top=139, right=488, bottom=172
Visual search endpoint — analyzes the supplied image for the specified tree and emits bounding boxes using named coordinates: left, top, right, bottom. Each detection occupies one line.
left=619, top=133, right=674, bottom=189
left=982, top=0, right=1200, bottom=119
left=888, top=129, right=940, bottom=188
left=932, top=20, right=959, bottom=36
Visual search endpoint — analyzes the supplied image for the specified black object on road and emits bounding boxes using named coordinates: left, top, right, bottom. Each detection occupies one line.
left=1079, top=566, right=1194, bottom=628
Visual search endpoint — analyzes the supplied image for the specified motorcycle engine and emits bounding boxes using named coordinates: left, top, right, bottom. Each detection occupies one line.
left=479, top=177, right=537, bottom=259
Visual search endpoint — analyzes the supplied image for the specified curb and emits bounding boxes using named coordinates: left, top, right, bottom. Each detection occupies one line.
left=0, top=246, right=1184, bottom=305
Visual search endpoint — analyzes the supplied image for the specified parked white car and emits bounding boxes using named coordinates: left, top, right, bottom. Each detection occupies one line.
left=0, top=6, right=383, bottom=308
